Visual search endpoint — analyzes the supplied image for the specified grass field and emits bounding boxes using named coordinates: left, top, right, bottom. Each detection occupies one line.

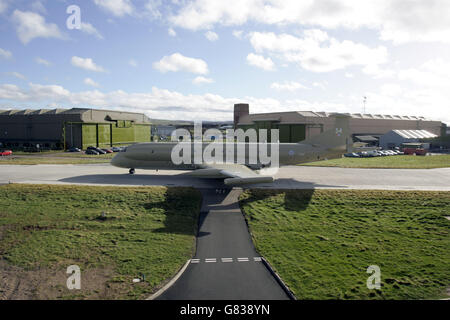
left=240, top=189, right=450, bottom=299
left=301, top=154, right=450, bottom=169
left=0, top=184, right=202, bottom=299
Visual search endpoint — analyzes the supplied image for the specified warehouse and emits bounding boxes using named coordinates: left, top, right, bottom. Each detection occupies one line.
left=0, top=108, right=151, bottom=150
left=234, top=103, right=445, bottom=143
left=379, top=129, right=438, bottom=149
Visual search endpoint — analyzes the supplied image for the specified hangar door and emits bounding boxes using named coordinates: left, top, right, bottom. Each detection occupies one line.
left=273, top=124, right=306, bottom=142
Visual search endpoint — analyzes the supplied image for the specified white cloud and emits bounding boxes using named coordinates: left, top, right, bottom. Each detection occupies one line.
left=0, top=82, right=287, bottom=121
left=0, top=48, right=12, bottom=59
left=380, top=83, right=403, bottom=97
left=248, top=30, right=388, bottom=73
left=11, top=10, right=64, bottom=44
left=362, top=64, right=395, bottom=79
left=5, top=72, right=26, bottom=80
left=31, top=1, right=46, bottom=14
left=1, top=82, right=449, bottom=123
left=169, top=0, right=450, bottom=44
left=153, top=53, right=209, bottom=74
left=80, top=22, right=104, bottom=39
left=232, top=30, right=243, bottom=39
left=398, top=58, right=450, bottom=88
left=84, top=78, right=100, bottom=88
left=168, top=27, right=177, bottom=37
left=71, top=56, right=106, bottom=72
left=0, top=0, right=8, bottom=14
left=270, top=81, right=308, bottom=91
left=379, top=1, right=450, bottom=44
left=145, top=0, right=162, bottom=19
left=312, top=81, right=327, bottom=90
left=35, top=57, right=50, bottom=66
left=204, top=30, right=219, bottom=41
left=129, top=59, right=138, bottom=67
left=246, top=53, right=275, bottom=71
left=345, top=72, right=354, bottom=78
left=94, top=0, right=134, bottom=17
left=193, top=76, right=214, bottom=85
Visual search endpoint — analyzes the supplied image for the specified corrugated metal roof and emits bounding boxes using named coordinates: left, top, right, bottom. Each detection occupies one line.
left=0, top=108, right=73, bottom=115
left=0, top=108, right=145, bottom=116
left=392, top=129, right=437, bottom=139
left=244, top=111, right=430, bottom=121
left=355, top=135, right=379, bottom=142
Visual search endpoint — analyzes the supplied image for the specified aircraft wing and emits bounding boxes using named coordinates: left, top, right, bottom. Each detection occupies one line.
left=183, top=163, right=274, bottom=185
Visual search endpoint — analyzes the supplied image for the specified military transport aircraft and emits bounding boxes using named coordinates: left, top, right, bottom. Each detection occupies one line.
left=111, top=114, right=352, bottom=186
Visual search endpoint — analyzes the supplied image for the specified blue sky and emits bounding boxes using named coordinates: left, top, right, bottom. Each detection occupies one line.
left=0, top=0, right=449, bottom=124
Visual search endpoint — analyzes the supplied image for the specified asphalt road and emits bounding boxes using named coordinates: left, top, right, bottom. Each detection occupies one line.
left=0, top=164, right=449, bottom=190
left=157, top=189, right=290, bottom=300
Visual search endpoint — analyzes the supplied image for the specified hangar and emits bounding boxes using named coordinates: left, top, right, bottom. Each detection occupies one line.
left=0, top=108, right=151, bottom=150
left=234, top=103, right=445, bottom=143
left=379, top=129, right=438, bottom=149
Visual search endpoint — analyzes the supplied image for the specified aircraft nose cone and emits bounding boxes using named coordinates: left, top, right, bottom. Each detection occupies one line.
left=110, top=154, right=122, bottom=167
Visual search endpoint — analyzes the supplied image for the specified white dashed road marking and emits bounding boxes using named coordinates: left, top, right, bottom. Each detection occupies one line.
left=190, top=257, right=262, bottom=264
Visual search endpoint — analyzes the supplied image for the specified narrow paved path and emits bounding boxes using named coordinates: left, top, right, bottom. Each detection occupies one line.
left=157, top=189, right=290, bottom=300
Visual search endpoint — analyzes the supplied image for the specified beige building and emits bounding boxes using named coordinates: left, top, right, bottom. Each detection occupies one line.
left=234, top=103, right=445, bottom=143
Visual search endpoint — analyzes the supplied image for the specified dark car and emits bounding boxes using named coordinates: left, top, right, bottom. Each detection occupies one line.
left=87, top=146, right=106, bottom=154
left=68, top=147, right=81, bottom=152
left=85, top=149, right=99, bottom=155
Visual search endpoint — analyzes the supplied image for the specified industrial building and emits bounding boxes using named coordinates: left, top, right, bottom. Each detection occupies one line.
left=0, top=108, right=151, bottom=150
left=379, top=130, right=438, bottom=149
left=234, top=103, right=445, bottom=143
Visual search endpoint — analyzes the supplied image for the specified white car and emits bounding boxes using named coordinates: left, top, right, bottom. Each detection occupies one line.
left=366, top=150, right=381, bottom=157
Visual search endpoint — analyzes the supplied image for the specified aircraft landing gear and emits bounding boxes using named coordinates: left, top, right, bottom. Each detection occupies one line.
left=129, top=168, right=135, bottom=174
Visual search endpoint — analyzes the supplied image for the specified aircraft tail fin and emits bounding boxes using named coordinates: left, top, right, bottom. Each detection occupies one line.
left=300, top=113, right=352, bottom=152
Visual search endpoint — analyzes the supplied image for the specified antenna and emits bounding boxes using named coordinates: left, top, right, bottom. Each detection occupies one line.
left=363, top=96, right=367, bottom=114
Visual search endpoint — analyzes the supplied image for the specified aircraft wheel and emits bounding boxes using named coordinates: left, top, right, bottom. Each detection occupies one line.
left=129, top=168, right=135, bottom=174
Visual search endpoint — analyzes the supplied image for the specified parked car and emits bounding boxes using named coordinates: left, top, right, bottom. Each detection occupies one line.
left=111, top=147, right=122, bottom=152
left=67, top=147, right=81, bottom=152
left=357, top=151, right=370, bottom=158
left=101, top=148, right=114, bottom=154
left=366, top=150, right=381, bottom=157
left=0, top=149, right=12, bottom=156
left=85, top=149, right=99, bottom=155
left=344, top=152, right=360, bottom=158
left=87, top=146, right=106, bottom=154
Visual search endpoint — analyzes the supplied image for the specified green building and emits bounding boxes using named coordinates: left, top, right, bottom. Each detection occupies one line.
left=0, top=108, right=151, bottom=150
